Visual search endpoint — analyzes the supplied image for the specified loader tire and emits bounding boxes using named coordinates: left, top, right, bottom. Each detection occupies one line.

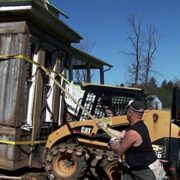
left=46, top=144, right=87, bottom=180
left=100, top=159, right=122, bottom=180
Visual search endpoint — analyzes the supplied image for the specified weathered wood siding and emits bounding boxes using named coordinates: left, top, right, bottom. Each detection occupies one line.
left=0, top=126, right=30, bottom=170
left=0, top=22, right=29, bottom=127
left=0, top=22, right=31, bottom=169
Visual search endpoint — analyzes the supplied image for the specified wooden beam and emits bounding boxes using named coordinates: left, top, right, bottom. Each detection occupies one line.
left=86, top=63, right=91, bottom=83
left=72, top=65, right=99, bottom=70
left=100, top=68, right=104, bottom=84
left=68, top=55, right=73, bottom=81
left=52, top=57, right=61, bottom=124
left=0, top=21, right=27, bottom=34
left=30, top=49, right=45, bottom=167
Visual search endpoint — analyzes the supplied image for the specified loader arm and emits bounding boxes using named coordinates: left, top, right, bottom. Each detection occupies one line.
left=46, top=120, right=101, bottom=149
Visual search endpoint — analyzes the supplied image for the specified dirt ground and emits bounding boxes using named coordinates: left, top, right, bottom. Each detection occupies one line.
left=0, top=169, right=179, bottom=180
left=0, top=168, right=48, bottom=180
left=22, top=173, right=48, bottom=180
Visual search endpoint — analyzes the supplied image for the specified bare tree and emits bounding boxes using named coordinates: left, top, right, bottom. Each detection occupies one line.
left=125, top=14, right=157, bottom=88
left=143, top=24, right=157, bottom=92
left=126, top=14, right=143, bottom=86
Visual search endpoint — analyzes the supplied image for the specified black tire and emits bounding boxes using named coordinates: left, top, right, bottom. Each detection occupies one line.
left=45, top=144, right=87, bottom=180
left=100, top=159, right=122, bottom=180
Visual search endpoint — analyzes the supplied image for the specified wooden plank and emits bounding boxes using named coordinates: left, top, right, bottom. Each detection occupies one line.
left=0, top=21, right=27, bottom=34
left=52, top=58, right=61, bottom=124
left=0, top=155, right=29, bottom=170
left=0, top=32, right=30, bottom=127
left=30, top=49, right=45, bottom=167
left=100, top=68, right=104, bottom=84
left=0, top=126, right=31, bottom=169
left=31, top=49, right=45, bottom=140
left=86, top=63, right=91, bottom=83
left=68, top=54, right=73, bottom=82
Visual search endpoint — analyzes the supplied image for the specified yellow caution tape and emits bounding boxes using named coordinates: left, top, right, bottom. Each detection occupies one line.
left=0, top=54, right=51, bottom=145
left=0, top=54, right=113, bottom=138
left=0, top=54, right=68, bottom=83
left=0, top=139, right=46, bottom=145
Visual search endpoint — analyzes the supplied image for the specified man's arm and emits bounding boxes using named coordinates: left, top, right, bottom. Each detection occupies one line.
left=107, top=127, right=126, bottom=139
left=109, top=130, right=141, bottom=156
left=96, top=122, right=125, bottom=139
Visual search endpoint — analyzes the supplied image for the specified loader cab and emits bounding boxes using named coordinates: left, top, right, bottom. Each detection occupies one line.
left=75, top=83, right=146, bottom=121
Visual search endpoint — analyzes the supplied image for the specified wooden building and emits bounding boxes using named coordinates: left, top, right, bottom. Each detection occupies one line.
left=0, top=0, right=112, bottom=170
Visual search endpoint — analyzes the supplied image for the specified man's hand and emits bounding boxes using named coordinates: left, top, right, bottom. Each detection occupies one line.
left=108, top=137, right=121, bottom=152
left=109, top=136, right=118, bottom=144
left=109, top=137, right=121, bottom=146
left=96, top=122, right=108, bottom=129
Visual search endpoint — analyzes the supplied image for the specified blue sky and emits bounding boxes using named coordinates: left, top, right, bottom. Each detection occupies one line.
left=50, top=0, right=180, bottom=86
